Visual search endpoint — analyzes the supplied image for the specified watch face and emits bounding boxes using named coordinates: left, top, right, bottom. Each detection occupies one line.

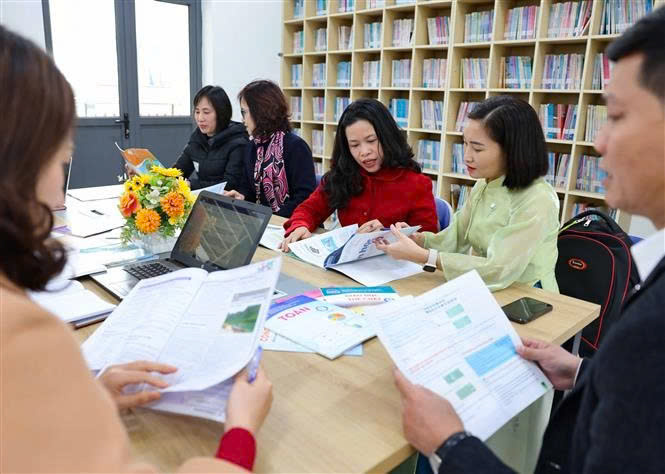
left=423, top=264, right=436, bottom=273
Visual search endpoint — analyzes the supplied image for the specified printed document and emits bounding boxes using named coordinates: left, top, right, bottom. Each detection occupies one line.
left=29, top=280, right=115, bottom=324
left=368, top=270, right=552, bottom=440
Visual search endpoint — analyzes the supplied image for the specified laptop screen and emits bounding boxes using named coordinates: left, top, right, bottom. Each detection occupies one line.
left=171, top=191, right=272, bottom=271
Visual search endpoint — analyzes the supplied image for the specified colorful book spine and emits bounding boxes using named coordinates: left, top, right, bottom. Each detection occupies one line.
left=335, top=96, right=351, bottom=121
left=504, top=5, right=538, bottom=40
left=389, top=98, right=409, bottom=128
left=293, top=30, right=304, bottom=54
left=547, top=1, right=592, bottom=37
left=392, top=18, right=414, bottom=47
left=337, top=61, right=352, bottom=87
left=293, top=0, right=304, bottom=19
left=391, top=59, right=411, bottom=88
left=338, top=26, right=353, bottom=50
left=417, top=140, right=441, bottom=171
left=450, top=184, right=473, bottom=211
left=420, top=100, right=444, bottom=131
left=316, top=0, right=327, bottom=16
left=545, top=152, right=571, bottom=188
left=367, top=0, right=385, bottom=8
left=592, top=53, right=612, bottom=90
left=541, top=54, right=584, bottom=90
left=576, top=155, right=609, bottom=193
left=290, top=97, right=302, bottom=120
left=464, top=9, right=494, bottom=43
left=584, top=105, right=607, bottom=142
left=364, top=22, right=382, bottom=49
left=461, top=58, right=489, bottom=89
left=451, top=143, right=468, bottom=175
left=312, top=96, right=325, bottom=121
left=291, top=64, right=303, bottom=87
left=500, top=56, right=532, bottom=89
left=362, top=60, right=381, bottom=88
left=422, top=58, right=447, bottom=88
left=427, top=16, right=450, bottom=45
left=312, top=130, right=324, bottom=155
left=455, top=102, right=479, bottom=132
left=314, top=160, right=324, bottom=175
left=539, top=104, right=578, bottom=140
left=338, top=0, right=355, bottom=13
left=600, top=0, right=654, bottom=35
left=572, top=202, right=617, bottom=219
left=312, top=63, right=326, bottom=87
left=315, top=28, right=328, bottom=51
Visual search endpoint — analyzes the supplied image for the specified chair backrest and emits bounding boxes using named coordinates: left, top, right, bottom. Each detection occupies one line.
left=434, top=197, right=452, bottom=231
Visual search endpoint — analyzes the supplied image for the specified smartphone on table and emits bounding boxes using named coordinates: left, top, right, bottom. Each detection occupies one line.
left=501, top=297, right=553, bottom=324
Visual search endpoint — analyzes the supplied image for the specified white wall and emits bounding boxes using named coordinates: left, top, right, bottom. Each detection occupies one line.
left=202, top=0, right=282, bottom=123
left=0, top=0, right=46, bottom=49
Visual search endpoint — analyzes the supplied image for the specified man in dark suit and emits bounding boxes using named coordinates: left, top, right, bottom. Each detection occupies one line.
left=393, top=7, right=665, bottom=473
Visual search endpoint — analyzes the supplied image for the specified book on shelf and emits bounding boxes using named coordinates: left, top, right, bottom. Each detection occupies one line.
left=290, top=96, right=302, bottom=120
left=367, top=0, right=385, bottom=8
left=417, top=139, right=441, bottom=171
left=337, top=61, right=352, bottom=87
left=545, top=152, right=571, bottom=188
left=395, top=0, right=415, bottom=4
left=572, top=202, right=617, bottom=220
left=576, top=155, right=608, bottom=193
left=600, top=0, right=654, bottom=35
left=547, top=1, right=592, bottom=38
left=584, top=105, right=607, bottom=142
left=314, top=160, right=324, bottom=175
left=427, top=16, right=450, bottom=46
left=312, top=96, right=325, bottom=121
left=291, top=64, right=303, bottom=87
left=312, top=129, right=324, bottom=155
left=293, top=30, right=304, bottom=54
left=592, top=53, right=613, bottom=90
left=338, top=25, right=353, bottom=50
left=389, top=98, right=409, bottom=128
left=316, top=0, right=327, bottom=16
left=541, top=54, right=584, bottom=90
left=392, top=18, right=414, bottom=47
left=315, top=27, right=327, bottom=51
left=451, top=143, right=468, bottom=175
left=464, top=9, right=493, bottom=43
left=504, top=5, right=538, bottom=40
left=293, top=127, right=302, bottom=137
left=539, top=104, right=578, bottom=140
left=364, top=22, right=382, bottom=49
left=338, top=0, right=355, bottom=13
left=455, top=101, right=479, bottom=132
left=420, top=99, right=444, bottom=131
left=293, top=0, right=304, bottom=19
left=461, top=58, right=489, bottom=89
left=391, top=59, right=412, bottom=88
left=500, top=56, right=532, bottom=89
left=450, top=184, right=473, bottom=212
left=312, top=63, right=327, bottom=87
left=422, top=58, right=447, bottom=88
left=335, top=96, right=351, bottom=121
left=362, top=60, right=381, bottom=88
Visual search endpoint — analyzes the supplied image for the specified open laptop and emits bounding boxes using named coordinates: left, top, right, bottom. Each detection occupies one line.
left=92, top=191, right=314, bottom=299
left=52, top=157, right=72, bottom=211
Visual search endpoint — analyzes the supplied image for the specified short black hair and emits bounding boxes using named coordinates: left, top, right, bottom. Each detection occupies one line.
left=193, top=85, right=232, bottom=133
left=606, top=6, right=665, bottom=104
left=467, top=95, right=548, bottom=190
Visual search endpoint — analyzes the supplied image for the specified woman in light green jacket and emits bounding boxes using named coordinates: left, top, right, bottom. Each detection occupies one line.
left=377, top=96, right=560, bottom=292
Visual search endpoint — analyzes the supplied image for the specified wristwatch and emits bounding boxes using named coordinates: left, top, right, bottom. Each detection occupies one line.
left=423, top=248, right=438, bottom=272
left=428, top=431, right=472, bottom=473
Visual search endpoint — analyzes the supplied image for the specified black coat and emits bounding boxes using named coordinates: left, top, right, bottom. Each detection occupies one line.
left=173, top=121, right=248, bottom=190
left=439, top=257, right=665, bottom=474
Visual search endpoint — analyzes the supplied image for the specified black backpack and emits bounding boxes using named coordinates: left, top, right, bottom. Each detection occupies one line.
left=555, top=210, right=640, bottom=357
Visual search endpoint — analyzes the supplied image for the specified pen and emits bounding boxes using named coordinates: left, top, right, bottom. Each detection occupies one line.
left=91, top=209, right=105, bottom=216
left=247, top=346, right=263, bottom=383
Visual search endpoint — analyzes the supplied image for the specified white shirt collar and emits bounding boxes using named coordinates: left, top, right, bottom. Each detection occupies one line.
left=630, top=228, right=665, bottom=282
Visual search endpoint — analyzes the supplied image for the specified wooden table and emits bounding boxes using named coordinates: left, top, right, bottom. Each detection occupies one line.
left=75, top=217, right=599, bottom=473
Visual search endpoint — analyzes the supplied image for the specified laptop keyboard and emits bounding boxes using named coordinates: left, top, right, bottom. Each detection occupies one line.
left=125, top=262, right=174, bottom=280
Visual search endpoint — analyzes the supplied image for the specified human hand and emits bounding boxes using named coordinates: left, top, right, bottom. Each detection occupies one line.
left=394, top=368, right=464, bottom=455
left=517, top=338, right=582, bottom=390
left=357, top=219, right=385, bottom=233
left=409, top=232, right=426, bottom=247
left=375, top=225, right=429, bottom=264
left=280, top=226, right=311, bottom=252
left=225, top=366, right=273, bottom=435
left=99, top=360, right=177, bottom=410
left=224, top=190, right=245, bottom=200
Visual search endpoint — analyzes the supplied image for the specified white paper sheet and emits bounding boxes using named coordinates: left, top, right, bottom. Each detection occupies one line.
left=329, top=226, right=420, bottom=265
left=259, top=224, right=286, bottom=251
left=332, top=255, right=423, bottom=286
left=68, top=184, right=124, bottom=201
left=191, top=182, right=226, bottom=197
left=29, top=280, right=116, bottom=323
left=259, top=327, right=363, bottom=356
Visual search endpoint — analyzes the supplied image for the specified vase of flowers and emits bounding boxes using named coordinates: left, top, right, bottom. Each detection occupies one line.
left=118, top=165, right=195, bottom=253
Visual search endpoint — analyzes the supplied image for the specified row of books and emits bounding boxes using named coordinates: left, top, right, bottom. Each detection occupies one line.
left=389, top=98, right=409, bottom=128
left=312, top=129, right=324, bottom=155
left=539, top=104, right=578, bottom=141
left=464, top=9, right=493, bottom=43
left=576, top=155, right=608, bottom=193
left=499, top=56, right=532, bottom=89
left=316, top=0, right=327, bottom=16
left=451, top=143, right=468, bottom=175
left=367, top=0, right=385, bottom=8
left=290, top=97, right=302, bottom=120
left=293, top=30, right=304, bottom=54
left=291, top=64, right=303, bottom=87
left=416, top=140, right=440, bottom=170
left=422, top=58, right=447, bottom=89
left=450, top=184, right=472, bottom=212
left=542, top=54, right=584, bottom=90
left=455, top=101, right=479, bottom=132
left=592, top=53, right=612, bottom=90
left=312, top=63, right=327, bottom=87
left=545, top=152, right=571, bottom=188
left=293, top=0, right=304, bottom=19
left=572, top=202, right=617, bottom=220
left=335, top=96, right=351, bottom=121
left=392, top=19, right=414, bottom=47
left=337, top=61, right=351, bottom=87
left=364, top=22, right=382, bottom=49
left=599, top=0, right=654, bottom=35
left=363, top=60, right=381, bottom=88
left=338, top=0, right=355, bottom=13
left=584, top=105, right=607, bottom=143
left=426, top=16, right=450, bottom=46
left=315, top=28, right=327, bottom=51
left=547, top=1, right=592, bottom=38
left=314, top=160, right=324, bottom=175
left=313, top=96, right=325, bottom=121
left=391, top=59, right=411, bottom=88
left=461, top=58, right=489, bottom=89
left=420, top=99, right=444, bottom=131
left=504, top=5, right=538, bottom=40
left=338, top=26, right=353, bottom=50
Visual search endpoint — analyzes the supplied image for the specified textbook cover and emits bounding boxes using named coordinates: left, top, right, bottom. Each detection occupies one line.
left=115, top=142, right=164, bottom=175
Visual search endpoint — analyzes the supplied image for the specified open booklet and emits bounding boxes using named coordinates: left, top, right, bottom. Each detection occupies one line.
left=115, top=143, right=163, bottom=174
left=367, top=270, right=552, bottom=441
left=82, top=257, right=282, bottom=422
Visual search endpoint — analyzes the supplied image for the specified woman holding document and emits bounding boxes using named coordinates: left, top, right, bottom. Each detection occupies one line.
left=0, top=26, right=271, bottom=473
left=377, top=96, right=560, bottom=292
left=280, top=99, right=438, bottom=251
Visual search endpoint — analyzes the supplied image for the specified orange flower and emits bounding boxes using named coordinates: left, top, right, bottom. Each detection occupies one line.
left=119, top=191, right=141, bottom=217
left=160, top=191, right=185, bottom=218
left=135, top=208, right=161, bottom=234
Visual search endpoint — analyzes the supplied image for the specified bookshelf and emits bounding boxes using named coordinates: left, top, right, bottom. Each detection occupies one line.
left=281, top=0, right=662, bottom=228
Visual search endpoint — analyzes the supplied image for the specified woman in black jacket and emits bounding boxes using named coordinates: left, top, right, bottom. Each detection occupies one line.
left=224, top=80, right=316, bottom=218
left=173, top=85, right=249, bottom=190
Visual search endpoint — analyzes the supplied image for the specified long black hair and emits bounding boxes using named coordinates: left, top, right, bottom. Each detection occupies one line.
left=323, top=99, right=420, bottom=209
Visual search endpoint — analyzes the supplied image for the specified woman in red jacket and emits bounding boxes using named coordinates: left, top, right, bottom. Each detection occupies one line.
left=281, top=99, right=438, bottom=250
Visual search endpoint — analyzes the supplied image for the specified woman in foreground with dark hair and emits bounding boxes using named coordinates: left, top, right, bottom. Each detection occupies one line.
left=377, top=95, right=560, bottom=292
left=224, top=80, right=316, bottom=218
left=280, top=98, right=438, bottom=250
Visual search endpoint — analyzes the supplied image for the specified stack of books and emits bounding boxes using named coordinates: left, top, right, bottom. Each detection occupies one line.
left=541, top=54, right=584, bottom=90
left=315, top=28, right=327, bottom=51
left=293, top=30, right=304, bottom=54
left=450, top=184, right=473, bottom=211
left=392, top=18, right=414, bottom=47
left=417, top=140, right=441, bottom=171
left=600, top=0, right=654, bottom=35
left=312, top=63, right=327, bottom=87
left=338, top=0, right=354, bottom=13
left=316, top=0, right=327, bottom=16
left=364, top=22, right=382, bottom=49
left=290, top=97, right=302, bottom=120
left=539, top=104, right=578, bottom=140
left=576, top=155, right=608, bottom=193
left=312, top=97, right=325, bottom=121
left=420, top=100, right=444, bottom=131
left=312, top=130, right=324, bottom=155
left=389, top=98, right=409, bottom=128
left=455, top=101, right=479, bottom=132
left=427, top=16, right=450, bottom=45
left=422, top=58, right=447, bottom=88
left=464, top=9, right=494, bottom=42
left=367, top=0, right=385, bottom=7
left=337, top=61, right=351, bottom=87
left=547, top=1, right=592, bottom=37
left=572, top=202, right=617, bottom=219
left=545, top=152, right=570, bottom=188
left=291, top=64, right=303, bottom=87
left=338, top=26, right=353, bottom=50
left=451, top=143, right=468, bottom=175
left=335, top=96, right=351, bottom=121
left=504, top=5, right=539, bottom=40
left=592, top=53, right=612, bottom=90
left=391, top=59, right=411, bottom=88
left=362, top=60, right=381, bottom=87
left=500, top=56, right=532, bottom=89
left=294, top=0, right=304, bottom=19
left=461, top=58, right=489, bottom=89
left=584, top=105, right=607, bottom=142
